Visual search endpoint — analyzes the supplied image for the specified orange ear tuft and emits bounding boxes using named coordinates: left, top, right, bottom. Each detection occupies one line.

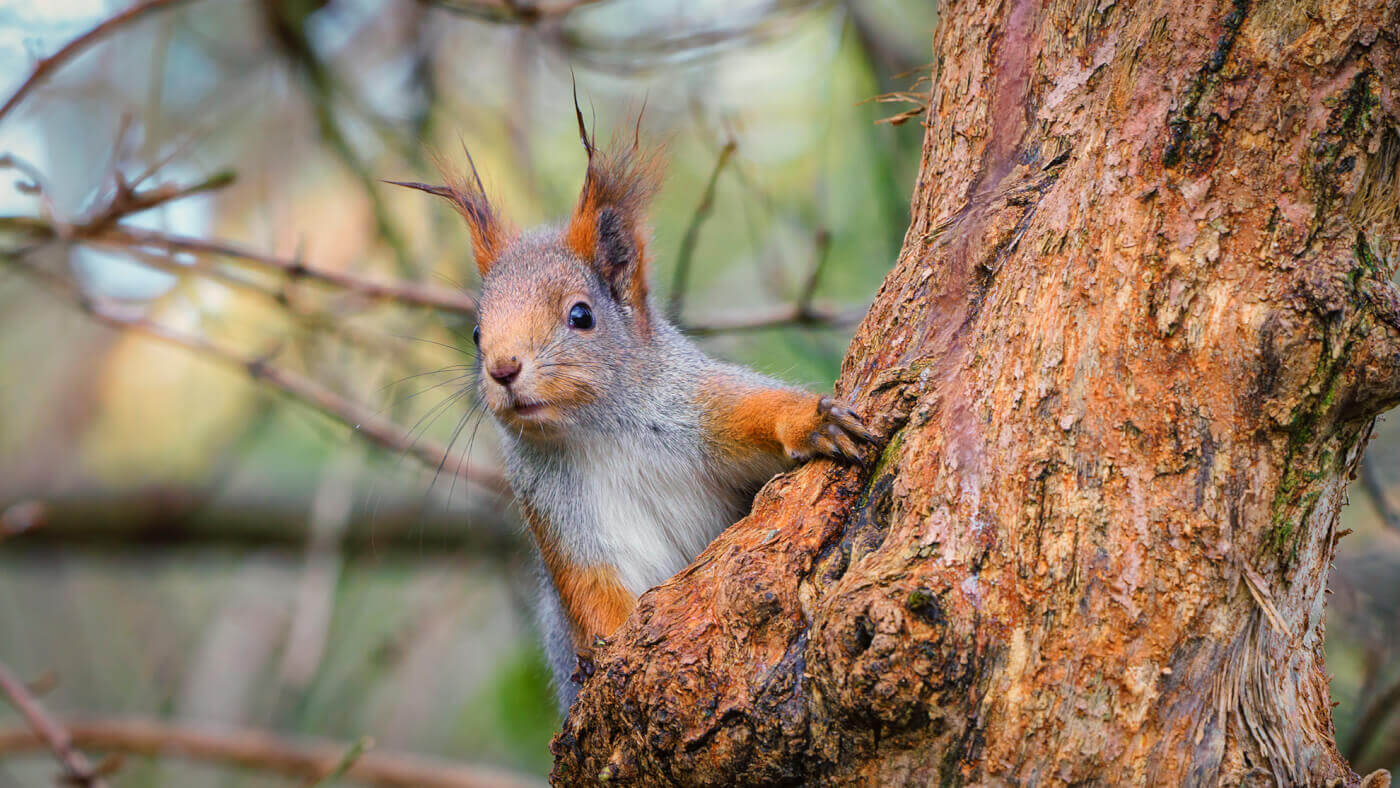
left=565, top=106, right=665, bottom=328
left=387, top=148, right=512, bottom=277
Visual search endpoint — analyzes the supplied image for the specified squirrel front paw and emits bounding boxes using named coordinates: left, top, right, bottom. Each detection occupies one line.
left=785, top=396, right=879, bottom=466
left=570, top=652, right=597, bottom=684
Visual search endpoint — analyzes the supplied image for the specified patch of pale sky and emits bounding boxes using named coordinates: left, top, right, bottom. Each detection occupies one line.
left=73, top=179, right=214, bottom=301
left=0, top=0, right=108, bottom=26
left=0, top=3, right=215, bottom=302
left=0, top=0, right=109, bottom=122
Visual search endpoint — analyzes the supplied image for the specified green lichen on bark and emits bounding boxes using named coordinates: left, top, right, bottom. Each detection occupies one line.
left=867, top=425, right=907, bottom=483
left=1264, top=68, right=1382, bottom=565
left=1162, top=0, right=1249, bottom=170
left=1305, top=70, right=1379, bottom=244
left=1266, top=236, right=1381, bottom=564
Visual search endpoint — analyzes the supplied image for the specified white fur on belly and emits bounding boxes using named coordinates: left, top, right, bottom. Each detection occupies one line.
left=544, top=430, right=785, bottom=597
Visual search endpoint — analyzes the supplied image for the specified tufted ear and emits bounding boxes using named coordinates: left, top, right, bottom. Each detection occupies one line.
left=564, top=104, right=664, bottom=332
left=387, top=148, right=512, bottom=277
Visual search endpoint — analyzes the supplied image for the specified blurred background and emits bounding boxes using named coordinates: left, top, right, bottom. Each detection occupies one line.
left=0, top=0, right=1394, bottom=784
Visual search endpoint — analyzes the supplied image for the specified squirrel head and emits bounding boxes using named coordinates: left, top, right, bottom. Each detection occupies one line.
left=394, top=120, right=664, bottom=437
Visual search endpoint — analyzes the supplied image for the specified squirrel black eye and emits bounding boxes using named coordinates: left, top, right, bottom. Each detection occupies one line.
left=567, top=302, right=594, bottom=330
left=471, top=325, right=480, bottom=346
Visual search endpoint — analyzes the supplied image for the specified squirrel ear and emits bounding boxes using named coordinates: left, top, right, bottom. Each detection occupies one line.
left=386, top=149, right=512, bottom=277
left=593, top=206, right=643, bottom=304
left=564, top=133, right=663, bottom=329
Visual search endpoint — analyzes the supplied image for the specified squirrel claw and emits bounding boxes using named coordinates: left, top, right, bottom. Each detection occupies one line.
left=804, top=396, right=878, bottom=466
left=819, top=396, right=880, bottom=443
left=570, top=653, right=597, bottom=684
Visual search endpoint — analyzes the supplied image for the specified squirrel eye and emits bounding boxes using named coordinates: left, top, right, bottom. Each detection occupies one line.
left=471, top=325, right=480, bottom=346
left=567, top=302, right=595, bottom=330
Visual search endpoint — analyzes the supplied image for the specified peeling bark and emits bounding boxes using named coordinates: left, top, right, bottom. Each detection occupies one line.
left=553, top=0, right=1400, bottom=784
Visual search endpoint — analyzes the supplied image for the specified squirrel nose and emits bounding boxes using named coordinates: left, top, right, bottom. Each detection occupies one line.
left=488, top=358, right=521, bottom=386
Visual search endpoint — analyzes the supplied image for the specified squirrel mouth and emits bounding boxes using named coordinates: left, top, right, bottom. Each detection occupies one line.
left=510, top=398, right=549, bottom=416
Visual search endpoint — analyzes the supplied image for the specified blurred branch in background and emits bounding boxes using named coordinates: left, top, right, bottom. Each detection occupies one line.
left=0, top=714, right=542, bottom=787
left=681, top=228, right=866, bottom=335
left=1348, top=673, right=1400, bottom=769
left=308, top=734, right=373, bottom=787
left=667, top=143, right=865, bottom=335
left=258, top=0, right=419, bottom=275
left=0, top=0, right=196, bottom=125
left=427, top=0, right=828, bottom=73
left=668, top=138, right=736, bottom=322
left=100, top=225, right=480, bottom=314
left=423, top=0, right=604, bottom=24
left=0, top=662, right=111, bottom=788
left=1360, top=456, right=1399, bottom=532
left=0, top=246, right=508, bottom=494
left=0, top=482, right=520, bottom=554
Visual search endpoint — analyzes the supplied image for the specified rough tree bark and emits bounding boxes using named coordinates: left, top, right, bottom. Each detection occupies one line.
left=554, top=0, right=1400, bottom=784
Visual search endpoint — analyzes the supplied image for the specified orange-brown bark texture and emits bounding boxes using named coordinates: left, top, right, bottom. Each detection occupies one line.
left=553, top=0, right=1400, bottom=784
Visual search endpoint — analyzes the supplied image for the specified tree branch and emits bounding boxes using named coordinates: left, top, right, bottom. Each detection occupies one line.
left=0, top=662, right=110, bottom=787
left=1, top=254, right=507, bottom=495
left=1345, top=669, right=1400, bottom=763
left=681, top=301, right=867, bottom=335
left=105, top=224, right=479, bottom=314
left=680, top=230, right=862, bottom=334
left=421, top=0, right=604, bottom=24
left=0, top=716, right=541, bottom=788
left=0, top=484, right=521, bottom=556
left=0, top=216, right=478, bottom=316
left=668, top=139, right=736, bottom=321
left=0, top=0, right=196, bottom=126
left=795, top=227, right=832, bottom=313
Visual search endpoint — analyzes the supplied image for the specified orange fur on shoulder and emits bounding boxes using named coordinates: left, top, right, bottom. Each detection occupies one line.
left=521, top=502, right=635, bottom=651
left=386, top=149, right=513, bottom=276
left=698, top=379, right=824, bottom=461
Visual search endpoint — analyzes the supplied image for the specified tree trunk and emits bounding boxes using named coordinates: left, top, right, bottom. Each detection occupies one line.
left=553, top=0, right=1400, bottom=784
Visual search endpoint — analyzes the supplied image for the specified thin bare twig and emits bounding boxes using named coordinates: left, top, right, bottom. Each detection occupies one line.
left=681, top=229, right=863, bottom=335
left=1345, top=670, right=1400, bottom=763
left=112, top=307, right=505, bottom=493
left=103, top=225, right=479, bottom=314
left=546, top=0, right=825, bottom=73
left=682, top=301, right=866, bottom=335
left=262, top=1, right=417, bottom=275
left=0, top=662, right=111, bottom=787
left=795, top=228, right=832, bottom=312
left=0, top=0, right=196, bottom=126
left=0, top=155, right=472, bottom=314
left=0, top=716, right=541, bottom=788
left=1, top=254, right=507, bottom=495
left=0, top=216, right=478, bottom=316
left=308, top=735, right=374, bottom=787
left=423, top=0, right=604, bottom=24
left=668, top=139, right=736, bottom=321
left=92, top=169, right=236, bottom=230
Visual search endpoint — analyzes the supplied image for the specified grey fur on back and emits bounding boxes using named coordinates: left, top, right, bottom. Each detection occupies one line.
left=532, top=560, right=581, bottom=710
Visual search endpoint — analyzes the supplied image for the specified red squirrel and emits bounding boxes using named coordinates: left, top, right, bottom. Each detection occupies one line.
left=396, top=117, right=876, bottom=709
